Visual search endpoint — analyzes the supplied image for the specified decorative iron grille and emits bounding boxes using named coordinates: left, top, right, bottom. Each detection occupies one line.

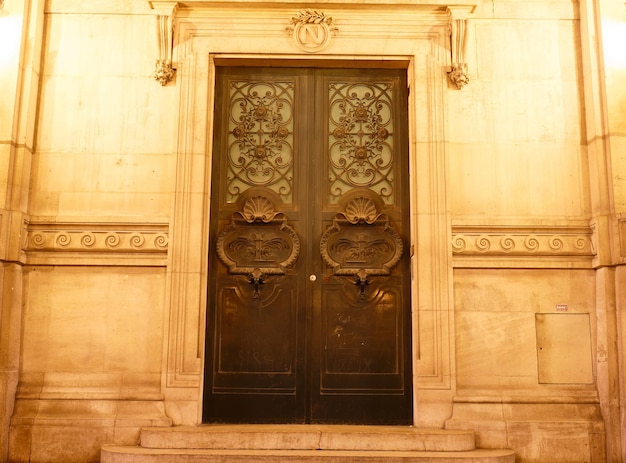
left=328, top=81, right=395, bottom=204
left=226, top=80, right=295, bottom=203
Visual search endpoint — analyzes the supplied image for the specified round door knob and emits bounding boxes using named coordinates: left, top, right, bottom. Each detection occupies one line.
left=309, top=274, right=317, bottom=282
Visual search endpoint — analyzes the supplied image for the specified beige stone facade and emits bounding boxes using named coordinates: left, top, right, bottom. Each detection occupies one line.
left=1, top=0, right=625, bottom=461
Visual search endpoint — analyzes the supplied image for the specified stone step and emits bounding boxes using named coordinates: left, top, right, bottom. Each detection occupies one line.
left=139, top=425, right=477, bottom=452
left=101, top=446, right=517, bottom=463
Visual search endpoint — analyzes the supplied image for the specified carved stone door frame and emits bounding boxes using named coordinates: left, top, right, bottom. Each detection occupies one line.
left=160, top=4, right=455, bottom=427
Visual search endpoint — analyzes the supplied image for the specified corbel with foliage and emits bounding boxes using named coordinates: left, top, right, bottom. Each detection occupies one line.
left=149, top=1, right=178, bottom=85
left=447, top=5, right=475, bottom=89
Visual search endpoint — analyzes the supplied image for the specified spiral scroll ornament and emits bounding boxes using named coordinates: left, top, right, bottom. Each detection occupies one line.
left=56, top=233, right=71, bottom=247
left=129, top=233, right=145, bottom=249
left=81, top=232, right=96, bottom=248
left=105, top=233, right=121, bottom=248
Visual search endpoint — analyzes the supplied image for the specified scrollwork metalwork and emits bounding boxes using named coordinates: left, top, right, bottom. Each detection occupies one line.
left=216, top=189, right=300, bottom=300
left=226, top=80, right=295, bottom=203
left=328, top=81, right=395, bottom=204
left=320, top=189, right=403, bottom=301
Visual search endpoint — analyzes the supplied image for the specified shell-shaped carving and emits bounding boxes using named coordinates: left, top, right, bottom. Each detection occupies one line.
left=241, top=196, right=279, bottom=223
left=343, top=197, right=381, bottom=224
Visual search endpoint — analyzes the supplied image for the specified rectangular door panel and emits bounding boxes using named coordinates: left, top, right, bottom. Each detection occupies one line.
left=321, top=284, right=404, bottom=381
left=214, top=282, right=298, bottom=384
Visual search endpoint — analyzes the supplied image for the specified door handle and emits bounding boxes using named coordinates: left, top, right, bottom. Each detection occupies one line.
left=248, top=268, right=264, bottom=299
left=354, top=270, right=370, bottom=301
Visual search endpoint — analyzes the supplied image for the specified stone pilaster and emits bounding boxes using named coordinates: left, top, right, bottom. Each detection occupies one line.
left=579, top=0, right=626, bottom=458
left=0, top=0, right=44, bottom=460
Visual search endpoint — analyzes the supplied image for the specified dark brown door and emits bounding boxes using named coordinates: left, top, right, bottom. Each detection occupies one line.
left=203, top=66, right=412, bottom=424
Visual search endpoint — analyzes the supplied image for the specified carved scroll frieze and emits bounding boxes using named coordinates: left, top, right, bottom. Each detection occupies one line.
left=287, top=9, right=338, bottom=53
left=24, top=222, right=168, bottom=265
left=320, top=190, right=403, bottom=278
left=451, top=226, right=595, bottom=260
left=22, top=222, right=169, bottom=266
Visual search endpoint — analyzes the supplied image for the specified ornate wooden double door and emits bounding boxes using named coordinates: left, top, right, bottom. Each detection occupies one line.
left=203, top=66, right=412, bottom=424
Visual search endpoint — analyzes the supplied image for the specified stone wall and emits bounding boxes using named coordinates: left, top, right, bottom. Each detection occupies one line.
left=1, top=0, right=624, bottom=461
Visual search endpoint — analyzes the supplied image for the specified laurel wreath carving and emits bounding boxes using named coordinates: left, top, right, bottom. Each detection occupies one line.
left=292, top=9, right=333, bottom=25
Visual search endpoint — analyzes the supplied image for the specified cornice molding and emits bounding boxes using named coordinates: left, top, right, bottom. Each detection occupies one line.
left=155, top=0, right=478, bottom=8
left=147, top=0, right=477, bottom=89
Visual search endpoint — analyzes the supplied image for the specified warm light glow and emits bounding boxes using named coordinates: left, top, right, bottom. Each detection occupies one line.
left=602, top=19, right=626, bottom=68
left=0, top=14, right=21, bottom=67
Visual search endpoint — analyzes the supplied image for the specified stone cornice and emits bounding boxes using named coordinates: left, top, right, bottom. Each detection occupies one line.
left=166, top=0, right=477, bottom=8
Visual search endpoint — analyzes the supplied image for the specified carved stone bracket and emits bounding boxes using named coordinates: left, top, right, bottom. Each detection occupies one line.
left=447, top=6, right=475, bottom=90
left=149, top=1, right=179, bottom=85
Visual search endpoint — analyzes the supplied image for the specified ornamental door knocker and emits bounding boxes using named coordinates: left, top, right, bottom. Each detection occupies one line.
left=320, top=189, right=403, bottom=301
left=216, top=188, right=300, bottom=300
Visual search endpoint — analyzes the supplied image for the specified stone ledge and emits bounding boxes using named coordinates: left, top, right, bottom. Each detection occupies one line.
left=101, top=445, right=516, bottom=463
left=140, top=425, right=476, bottom=451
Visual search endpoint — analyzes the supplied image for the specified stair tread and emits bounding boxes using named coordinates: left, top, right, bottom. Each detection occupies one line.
left=103, top=445, right=516, bottom=458
left=139, top=425, right=477, bottom=451
left=142, top=425, right=474, bottom=435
